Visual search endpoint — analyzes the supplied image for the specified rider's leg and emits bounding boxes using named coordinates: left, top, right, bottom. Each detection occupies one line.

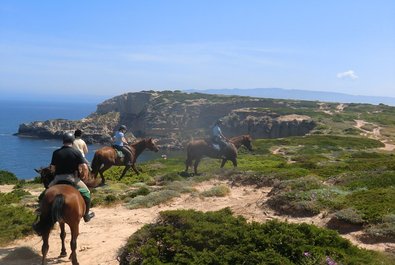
left=122, top=147, right=133, bottom=166
left=75, top=179, right=95, bottom=222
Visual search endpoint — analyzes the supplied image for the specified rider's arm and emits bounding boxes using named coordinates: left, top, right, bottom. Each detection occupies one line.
left=83, top=142, right=88, bottom=155
left=78, top=163, right=88, bottom=181
left=49, top=164, right=56, bottom=174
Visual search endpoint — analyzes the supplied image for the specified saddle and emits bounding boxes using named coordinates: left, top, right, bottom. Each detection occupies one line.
left=205, top=138, right=227, bottom=153
left=112, top=145, right=125, bottom=158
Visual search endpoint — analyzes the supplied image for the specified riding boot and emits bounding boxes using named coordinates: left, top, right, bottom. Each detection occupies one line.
left=82, top=196, right=95, bottom=222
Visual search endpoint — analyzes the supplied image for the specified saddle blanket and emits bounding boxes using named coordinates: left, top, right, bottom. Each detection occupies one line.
left=212, top=144, right=220, bottom=151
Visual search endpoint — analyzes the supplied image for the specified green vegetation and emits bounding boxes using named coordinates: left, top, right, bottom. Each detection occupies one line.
left=119, top=209, right=394, bottom=265
left=3, top=96, right=395, bottom=258
left=201, top=184, right=230, bottom=197
left=0, top=170, right=18, bottom=184
left=0, top=189, right=35, bottom=245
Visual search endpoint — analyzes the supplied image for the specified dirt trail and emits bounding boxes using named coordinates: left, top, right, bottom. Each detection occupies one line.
left=354, top=119, right=395, bottom=151
left=1, top=180, right=394, bottom=265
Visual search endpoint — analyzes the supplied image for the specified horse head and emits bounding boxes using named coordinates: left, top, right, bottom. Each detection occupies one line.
left=35, top=166, right=55, bottom=189
left=242, top=135, right=253, bottom=151
left=147, top=138, right=160, bottom=152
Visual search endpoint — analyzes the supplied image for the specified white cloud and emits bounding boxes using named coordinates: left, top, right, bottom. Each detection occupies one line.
left=337, top=70, right=359, bottom=80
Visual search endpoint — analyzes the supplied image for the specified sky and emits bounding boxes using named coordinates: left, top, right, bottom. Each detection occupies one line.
left=0, top=0, right=394, bottom=100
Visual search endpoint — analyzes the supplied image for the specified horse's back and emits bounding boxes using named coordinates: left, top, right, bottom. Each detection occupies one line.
left=44, top=185, right=85, bottom=220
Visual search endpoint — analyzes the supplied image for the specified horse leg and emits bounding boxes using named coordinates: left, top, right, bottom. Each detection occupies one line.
left=99, top=164, right=112, bottom=185
left=185, top=156, right=193, bottom=172
left=220, top=159, right=227, bottom=168
left=131, top=164, right=140, bottom=175
left=119, top=165, right=130, bottom=180
left=41, top=230, right=50, bottom=265
left=69, top=223, right=80, bottom=265
left=231, top=158, right=237, bottom=167
left=193, top=159, right=201, bottom=175
left=59, top=222, right=67, bottom=257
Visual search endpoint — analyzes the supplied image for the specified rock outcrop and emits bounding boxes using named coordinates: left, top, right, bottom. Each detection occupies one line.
left=16, top=91, right=316, bottom=149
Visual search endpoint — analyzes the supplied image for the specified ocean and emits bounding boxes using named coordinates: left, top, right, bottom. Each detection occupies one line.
left=0, top=100, right=162, bottom=180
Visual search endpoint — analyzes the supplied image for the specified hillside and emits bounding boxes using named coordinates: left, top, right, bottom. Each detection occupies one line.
left=16, top=90, right=395, bottom=151
left=3, top=90, right=395, bottom=264
left=16, top=90, right=315, bottom=148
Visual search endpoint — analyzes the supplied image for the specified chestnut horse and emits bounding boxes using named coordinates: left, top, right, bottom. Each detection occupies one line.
left=91, top=138, right=159, bottom=185
left=185, top=135, right=253, bottom=174
left=33, top=167, right=92, bottom=265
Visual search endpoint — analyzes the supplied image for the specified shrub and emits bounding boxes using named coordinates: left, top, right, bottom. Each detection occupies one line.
left=201, top=184, right=230, bottom=197
left=334, top=208, right=364, bottom=225
left=365, top=214, right=395, bottom=242
left=118, top=209, right=393, bottom=265
left=0, top=170, right=18, bottom=184
left=126, top=190, right=180, bottom=209
left=343, top=188, right=395, bottom=224
left=0, top=205, right=35, bottom=245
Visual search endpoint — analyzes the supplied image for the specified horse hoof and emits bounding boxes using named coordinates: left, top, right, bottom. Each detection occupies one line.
left=59, top=252, right=67, bottom=257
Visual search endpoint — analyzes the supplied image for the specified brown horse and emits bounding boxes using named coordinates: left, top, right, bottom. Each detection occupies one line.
left=91, top=138, right=159, bottom=185
left=185, top=134, right=253, bottom=174
left=33, top=185, right=85, bottom=265
left=33, top=166, right=98, bottom=265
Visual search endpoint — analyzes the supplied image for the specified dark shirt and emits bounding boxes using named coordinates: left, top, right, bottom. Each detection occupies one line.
left=51, top=145, right=85, bottom=175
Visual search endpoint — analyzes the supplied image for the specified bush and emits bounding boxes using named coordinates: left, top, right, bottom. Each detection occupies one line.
left=365, top=214, right=395, bottom=242
left=126, top=190, right=180, bottom=209
left=0, top=205, right=35, bottom=245
left=343, top=188, right=395, bottom=224
left=201, top=184, right=230, bottom=197
left=0, top=170, right=18, bottom=184
left=118, top=209, right=393, bottom=265
left=334, top=208, right=364, bottom=225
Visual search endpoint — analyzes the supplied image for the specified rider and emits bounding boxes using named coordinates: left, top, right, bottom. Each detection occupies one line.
left=113, top=125, right=133, bottom=166
left=72, top=129, right=90, bottom=168
left=212, top=119, right=228, bottom=152
left=47, top=132, right=95, bottom=222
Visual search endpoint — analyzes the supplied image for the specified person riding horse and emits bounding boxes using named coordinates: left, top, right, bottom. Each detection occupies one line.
left=37, top=132, right=95, bottom=222
left=211, top=119, right=228, bottom=153
left=113, top=125, right=133, bottom=166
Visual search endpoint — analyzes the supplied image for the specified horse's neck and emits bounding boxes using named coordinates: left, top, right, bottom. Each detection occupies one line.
left=131, top=140, right=146, bottom=156
left=230, top=136, right=244, bottom=148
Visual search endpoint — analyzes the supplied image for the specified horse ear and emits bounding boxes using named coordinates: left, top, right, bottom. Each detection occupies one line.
left=34, top=168, right=41, bottom=173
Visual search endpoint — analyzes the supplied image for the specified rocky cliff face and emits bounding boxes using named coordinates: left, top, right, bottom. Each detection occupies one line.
left=16, top=91, right=316, bottom=149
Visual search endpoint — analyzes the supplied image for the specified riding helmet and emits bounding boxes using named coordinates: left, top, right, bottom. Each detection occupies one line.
left=119, top=125, right=127, bottom=131
left=63, top=132, right=75, bottom=143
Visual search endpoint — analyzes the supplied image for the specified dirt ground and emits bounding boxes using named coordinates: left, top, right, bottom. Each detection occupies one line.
left=1, top=180, right=394, bottom=265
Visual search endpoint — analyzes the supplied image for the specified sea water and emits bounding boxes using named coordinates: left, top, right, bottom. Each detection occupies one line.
left=0, top=100, right=163, bottom=180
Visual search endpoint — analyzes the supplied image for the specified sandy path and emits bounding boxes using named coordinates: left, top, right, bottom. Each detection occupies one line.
left=1, top=180, right=394, bottom=265
left=354, top=119, right=395, bottom=151
left=0, top=185, right=15, bottom=193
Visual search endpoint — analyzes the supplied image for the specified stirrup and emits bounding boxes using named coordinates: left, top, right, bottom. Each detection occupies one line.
left=84, top=211, right=95, bottom=222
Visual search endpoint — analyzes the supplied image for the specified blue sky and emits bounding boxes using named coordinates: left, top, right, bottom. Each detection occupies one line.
left=1, top=0, right=394, bottom=100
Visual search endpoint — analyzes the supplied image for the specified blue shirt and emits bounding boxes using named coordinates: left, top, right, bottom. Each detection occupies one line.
left=212, top=125, right=222, bottom=137
left=114, top=131, right=124, bottom=146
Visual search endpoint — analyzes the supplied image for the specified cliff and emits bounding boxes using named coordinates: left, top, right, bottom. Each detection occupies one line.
left=16, top=91, right=316, bottom=149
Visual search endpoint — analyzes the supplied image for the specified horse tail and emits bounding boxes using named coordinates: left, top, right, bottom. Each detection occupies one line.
left=32, top=194, right=64, bottom=236
left=51, top=194, right=65, bottom=223
left=91, top=152, right=101, bottom=177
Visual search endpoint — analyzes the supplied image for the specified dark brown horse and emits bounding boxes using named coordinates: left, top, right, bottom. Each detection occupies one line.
left=185, top=135, right=253, bottom=174
left=33, top=166, right=97, bottom=265
left=91, top=138, right=159, bottom=185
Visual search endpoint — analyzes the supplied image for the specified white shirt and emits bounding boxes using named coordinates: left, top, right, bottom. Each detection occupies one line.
left=73, top=138, right=88, bottom=157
